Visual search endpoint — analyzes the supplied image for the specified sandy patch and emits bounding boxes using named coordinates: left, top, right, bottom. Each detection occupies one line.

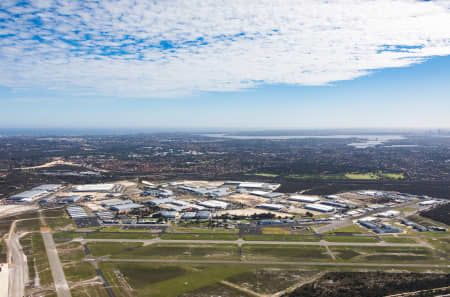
left=0, top=204, right=37, bottom=218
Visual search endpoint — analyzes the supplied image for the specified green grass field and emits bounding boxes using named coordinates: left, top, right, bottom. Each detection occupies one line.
left=345, top=173, right=379, bottom=180
left=0, top=240, right=6, bottom=263
left=63, top=262, right=97, bottom=282
left=43, top=208, right=75, bottom=230
left=71, top=285, right=110, bottom=297
left=330, top=246, right=440, bottom=263
left=85, top=232, right=158, bottom=240
left=254, top=173, right=279, bottom=177
left=241, top=244, right=331, bottom=262
left=100, top=226, right=155, bottom=233
left=15, top=217, right=41, bottom=232
left=53, top=231, right=79, bottom=243
left=168, top=226, right=239, bottom=234
left=99, top=261, right=450, bottom=297
left=226, top=269, right=320, bottom=295
left=323, top=235, right=379, bottom=243
left=261, top=227, right=291, bottom=234
left=380, top=172, right=405, bottom=179
left=99, top=262, right=257, bottom=297
left=87, top=242, right=144, bottom=257
left=381, top=237, right=418, bottom=244
left=58, top=242, right=86, bottom=263
left=423, top=235, right=450, bottom=254
left=20, top=233, right=54, bottom=286
left=394, top=206, right=419, bottom=212
left=161, top=233, right=239, bottom=241
left=326, top=224, right=369, bottom=234
left=109, top=243, right=240, bottom=261
left=243, top=234, right=320, bottom=242
left=286, top=174, right=346, bottom=180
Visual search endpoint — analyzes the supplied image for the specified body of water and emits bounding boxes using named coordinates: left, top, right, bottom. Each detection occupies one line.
left=202, top=134, right=406, bottom=148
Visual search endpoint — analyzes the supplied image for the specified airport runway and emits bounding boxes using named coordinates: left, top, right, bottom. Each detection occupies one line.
left=91, top=258, right=450, bottom=268
left=77, top=237, right=430, bottom=247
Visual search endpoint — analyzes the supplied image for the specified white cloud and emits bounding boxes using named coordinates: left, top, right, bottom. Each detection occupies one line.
left=0, top=0, right=449, bottom=98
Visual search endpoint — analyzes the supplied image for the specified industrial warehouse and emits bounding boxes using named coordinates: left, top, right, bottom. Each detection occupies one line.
left=4, top=180, right=447, bottom=234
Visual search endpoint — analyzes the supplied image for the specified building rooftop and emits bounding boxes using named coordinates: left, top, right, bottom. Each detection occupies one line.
left=73, top=184, right=115, bottom=192
left=198, top=200, right=228, bottom=209
left=110, top=203, right=144, bottom=211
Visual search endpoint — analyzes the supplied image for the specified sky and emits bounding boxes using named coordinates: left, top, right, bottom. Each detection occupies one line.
left=0, top=0, right=450, bottom=130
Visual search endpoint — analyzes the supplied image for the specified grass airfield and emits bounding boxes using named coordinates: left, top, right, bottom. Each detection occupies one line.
left=7, top=208, right=448, bottom=297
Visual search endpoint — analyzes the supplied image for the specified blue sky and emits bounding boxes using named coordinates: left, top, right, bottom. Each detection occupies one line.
left=0, top=0, right=450, bottom=129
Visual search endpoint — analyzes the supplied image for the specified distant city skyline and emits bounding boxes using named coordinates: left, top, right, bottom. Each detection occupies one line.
left=1, top=0, right=450, bottom=129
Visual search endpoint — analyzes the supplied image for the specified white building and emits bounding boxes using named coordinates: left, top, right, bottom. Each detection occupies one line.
left=257, top=203, right=284, bottom=211
left=326, top=195, right=340, bottom=200
left=8, top=184, right=63, bottom=203
left=419, top=200, right=439, bottom=206
left=73, top=184, right=115, bottom=192
left=8, top=189, right=49, bottom=203
left=198, top=200, right=228, bottom=209
left=250, top=190, right=270, bottom=197
left=288, top=195, right=320, bottom=203
left=376, top=210, right=400, bottom=217
left=304, top=203, right=335, bottom=213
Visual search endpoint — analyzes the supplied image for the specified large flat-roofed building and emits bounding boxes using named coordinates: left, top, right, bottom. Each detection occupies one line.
left=224, top=181, right=280, bottom=191
left=304, top=203, right=335, bottom=213
left=101, top=199, right=133, bottom=207
left=8, top=189, right=49, bottom=202
left=257, top=203, right=284, bottom=211
left=160, top=211, right=178, bottom=219
left=110, top=203, right=144, bottom=212
left=320, top=201, right=348, bottom=208
left=196, top=211, right=211, bottom=219
left=288, top=195, right=320, bottom=203
left=8, top=184, right=63, bottom=203
left=33, top=184, right=63, bottom=191
left=326, top=195, right=340, bottom=200
left=62, top=195, right=82, bottom=203
left=250, top=190, right=270, bottom=197
left=198, top=200, right=228, bottom=209
left=376, top=210, right=400, bottom=217
left=181, top=212, right=197, bottom=219
left=263, top=192, right=284, bottom=199
left=419, top=200, right=439, bottom=206
left=73, top=184, right=115, bottom=192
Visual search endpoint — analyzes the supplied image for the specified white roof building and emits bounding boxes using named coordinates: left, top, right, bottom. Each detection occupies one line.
left=198, top=200, right=228, bottom=209
left=288, top=195, right=320, bottom=203
left=250, top=190, right=270, bottom=197
left=376, top=210, right=400, bottom=217
left=33, top=184, right=63, bottom=191
left=304, top=203, right=335, bottom=213
left=110, top=203, right=144, bottom=212
left=8, top=190, right=49, bottom=202
left=257, top=203, right=284, bottom=211
left=73, top=184, right=115, bottom=192
left=419, top=200, right=439, bottom=206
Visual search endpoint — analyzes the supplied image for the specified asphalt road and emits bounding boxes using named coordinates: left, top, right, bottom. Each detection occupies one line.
left=77, top=237, right=429, bottom=247
left=41, top=230, right=72, bottom=297
left=6, top=221, right=28, bottom=297
left=91, top=258, right=450, bottom=268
